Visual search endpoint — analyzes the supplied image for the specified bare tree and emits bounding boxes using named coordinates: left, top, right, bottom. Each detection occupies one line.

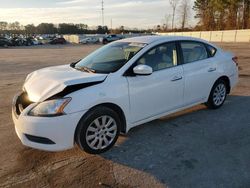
left=161, top=14, right=171, bottom=31
left=179, top=0, right=191, bottom=30
left=169, top=0, right=179, bottom=30
left=0, top=22, right=8, bottom=30
left=8, top=22, right=20, bottom=30
left=243, top=0, right=250, bottom=29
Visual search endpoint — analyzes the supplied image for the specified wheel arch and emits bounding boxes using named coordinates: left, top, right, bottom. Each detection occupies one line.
left=216, top=76, right=231, bottom=94
left=96, top=103, right=127, bottom=134
left=74, top=102, right=127, bottom=141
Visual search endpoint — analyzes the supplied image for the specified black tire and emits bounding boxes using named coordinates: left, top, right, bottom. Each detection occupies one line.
left=206, top=79, right=227, bottom=109
left=103, top=39, right=108, bottom=44
left=75, top=106, right=121, bottom=154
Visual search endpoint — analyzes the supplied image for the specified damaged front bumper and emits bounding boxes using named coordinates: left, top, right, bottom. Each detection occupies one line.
left=12, top=92, right=86, bottom=151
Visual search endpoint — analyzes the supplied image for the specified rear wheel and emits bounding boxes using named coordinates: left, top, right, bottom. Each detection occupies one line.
left=103, top=39, right=108, bottom=44
left=75, top=106, right=121, bottom=154
left=206, top=79, right=227, bottom=109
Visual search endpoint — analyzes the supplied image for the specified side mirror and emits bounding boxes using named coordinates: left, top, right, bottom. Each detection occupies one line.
left=133, top=64, right=153, bottom=76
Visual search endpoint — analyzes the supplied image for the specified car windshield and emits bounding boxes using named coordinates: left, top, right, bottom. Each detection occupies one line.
left=75, top=42, right=146, bottom=74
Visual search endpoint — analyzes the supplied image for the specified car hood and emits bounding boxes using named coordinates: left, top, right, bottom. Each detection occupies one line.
left=24, top=65, right=108, bottom=102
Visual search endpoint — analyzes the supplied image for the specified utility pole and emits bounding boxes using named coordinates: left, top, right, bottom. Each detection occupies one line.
left=110, top=19, right=113, bottom=33
left=101, top=0, right=104, bottom=26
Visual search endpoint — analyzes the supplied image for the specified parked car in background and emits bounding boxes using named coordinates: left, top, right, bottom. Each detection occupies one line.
left=11, top=37, right=25, bottom=46
left=11, top=36, right=44, bottom=46
left=50, top=37, right=66, bottom=45
left=12, top=36, right=238, bottom=154
left=0, top=37, right=12, bottom=47
left=24, top=37, right=35, bottom=46
left=101, top=34, right=123, bottom=44
left=79, top=37, right=99, bottom=44
left=0, top=35, right=64, bottom=47
left=36, top=36, right=50, bottom=45
left=32, top=38, right=43, bottom=45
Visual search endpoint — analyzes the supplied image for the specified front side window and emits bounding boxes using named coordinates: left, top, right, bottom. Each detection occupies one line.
left=180, top=42, right=208, bottom=64
left=137, top=42, right=178, bottom=71
left=75, top=42, right=146, bottom=74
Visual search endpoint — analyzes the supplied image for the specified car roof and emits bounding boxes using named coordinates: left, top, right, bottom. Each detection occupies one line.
left=120, top=35, right=210, bottom=45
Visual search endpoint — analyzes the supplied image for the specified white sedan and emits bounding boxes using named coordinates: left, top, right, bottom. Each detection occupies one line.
left=79, top=37, right=99, bottom=44
left=12, top=36, right=238, bottom=154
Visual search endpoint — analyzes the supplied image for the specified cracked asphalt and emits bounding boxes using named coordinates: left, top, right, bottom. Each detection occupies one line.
left=0, top=43, right=250, bottom=188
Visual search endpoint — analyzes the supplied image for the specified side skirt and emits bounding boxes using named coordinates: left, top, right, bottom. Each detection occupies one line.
left=125, top=99, right=206, bottom=133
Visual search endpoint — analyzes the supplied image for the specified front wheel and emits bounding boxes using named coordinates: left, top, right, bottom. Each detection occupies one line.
left=206, top=80, right=227, bottom=109
left=75, top=107, right=121, bottom=154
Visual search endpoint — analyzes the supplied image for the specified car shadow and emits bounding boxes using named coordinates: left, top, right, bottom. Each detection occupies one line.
left=102, top=95, right=250, bottom=187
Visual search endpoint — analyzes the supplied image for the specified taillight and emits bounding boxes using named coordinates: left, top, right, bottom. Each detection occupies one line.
left=232, top=56, right=238, bottom=66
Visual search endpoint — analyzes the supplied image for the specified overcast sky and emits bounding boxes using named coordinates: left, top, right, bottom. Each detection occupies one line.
left=0, top=0, right=197, bottom=29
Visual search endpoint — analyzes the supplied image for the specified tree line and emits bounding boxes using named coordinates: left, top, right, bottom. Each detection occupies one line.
left=156, top=0, right=250, bottom=32
left=0, top=22, right=112, bottom=35
left=193, top=0, right=250, bottom=30
left=0, top=22, right=148, bottom=35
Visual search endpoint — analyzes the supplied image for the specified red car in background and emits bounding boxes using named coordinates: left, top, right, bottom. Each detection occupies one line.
left=50, top=37, right=66, bottom=44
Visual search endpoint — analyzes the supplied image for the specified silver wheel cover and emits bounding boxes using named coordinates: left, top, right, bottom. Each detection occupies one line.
left=213, top=83, right=226, bottom=106
left=86, top=115, right=117, bottom=150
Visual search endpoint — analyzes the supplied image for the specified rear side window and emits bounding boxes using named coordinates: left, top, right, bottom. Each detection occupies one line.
left=180, top=42, right=208, bottom=64
left=206, top=45, right=217, bottom=57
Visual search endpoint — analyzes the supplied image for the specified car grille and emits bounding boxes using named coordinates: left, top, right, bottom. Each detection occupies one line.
left=13, top=92, right=34, bottom=118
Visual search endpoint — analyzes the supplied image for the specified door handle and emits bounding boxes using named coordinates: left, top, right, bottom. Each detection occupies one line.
left=208, top=67, right=216, bottom=72
left=171, top=75, right=183, bottom=81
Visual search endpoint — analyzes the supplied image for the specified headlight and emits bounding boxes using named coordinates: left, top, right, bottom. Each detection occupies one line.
left=28, top=98, right=71, bottom=117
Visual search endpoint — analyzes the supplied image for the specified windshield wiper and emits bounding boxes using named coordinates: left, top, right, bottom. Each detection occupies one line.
left=75, top=66, right=96, bottom=73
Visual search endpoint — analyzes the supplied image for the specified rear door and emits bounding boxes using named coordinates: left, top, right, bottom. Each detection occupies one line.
left=180, top=41, right=219, bottom=105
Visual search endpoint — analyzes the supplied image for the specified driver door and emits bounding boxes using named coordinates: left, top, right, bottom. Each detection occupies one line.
left=126, top=42, right=184, bottom=123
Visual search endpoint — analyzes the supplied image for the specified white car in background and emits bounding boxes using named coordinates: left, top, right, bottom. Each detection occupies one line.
left=100, top=34, right=124, bottom=44
left=12, top=36, right=238, bottom=154
left=79, top=37, right=99, bottom=44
